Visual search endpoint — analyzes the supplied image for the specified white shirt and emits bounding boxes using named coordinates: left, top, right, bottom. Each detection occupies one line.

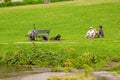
left=87, top=29, right=95, bottom=38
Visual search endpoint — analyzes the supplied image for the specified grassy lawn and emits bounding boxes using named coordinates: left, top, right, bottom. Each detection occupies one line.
left=0, top=41, right=119, bottom=56
left=0, top=0, right=120, bottom=72
left=0, top=0, right=120, bottom=54
left=0, top=0, right=120, bottom=42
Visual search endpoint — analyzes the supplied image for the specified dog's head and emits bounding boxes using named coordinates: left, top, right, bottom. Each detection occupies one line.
left=57, top=34, right=61, bottom=38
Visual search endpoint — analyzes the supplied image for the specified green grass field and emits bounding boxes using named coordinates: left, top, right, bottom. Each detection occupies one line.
left=0, top=0, right=120, bottom=42
left=0, top=0, right=120, bottom=71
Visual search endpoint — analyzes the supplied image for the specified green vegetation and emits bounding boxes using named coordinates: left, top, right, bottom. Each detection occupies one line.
left=0, top=0, right=43, bottom=7
left=0, top=0, right=70, bottom=7
left=0, top=43, right=120, bottom=70
left=0, top=0, right=120, bottom=73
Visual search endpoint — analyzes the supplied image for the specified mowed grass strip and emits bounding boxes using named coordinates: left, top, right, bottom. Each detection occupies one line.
left=0, top=0, right=120, bottom=57
left=0, top=41, right=119, bottom=56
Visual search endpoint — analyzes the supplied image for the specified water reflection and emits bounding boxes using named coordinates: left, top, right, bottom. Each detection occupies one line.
left=0, top=65, right=32, bottom=78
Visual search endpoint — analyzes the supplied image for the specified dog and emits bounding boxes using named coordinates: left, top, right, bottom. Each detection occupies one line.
left=50, top=34, right=61, bottom=40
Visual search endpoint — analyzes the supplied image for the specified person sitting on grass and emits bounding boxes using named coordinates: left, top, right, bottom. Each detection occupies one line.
left=27, top=30, right=35, bottom=41
left=85, top=26, right=96, bottom=38
left=98, top=26, right=104, bottom=38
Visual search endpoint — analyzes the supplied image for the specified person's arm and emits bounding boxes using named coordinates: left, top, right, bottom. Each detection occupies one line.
left=92, top=30, right=96, bottom=38
left=85, top=30, right=90, bottom=38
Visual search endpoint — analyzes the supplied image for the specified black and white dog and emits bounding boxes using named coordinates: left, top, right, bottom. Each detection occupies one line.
left=50, top=34, right=61, bottom=40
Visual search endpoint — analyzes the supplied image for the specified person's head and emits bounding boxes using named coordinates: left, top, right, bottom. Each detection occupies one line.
left=98, top=26, right=102, bottom=29
left=89, top=26, right=93, bottom=30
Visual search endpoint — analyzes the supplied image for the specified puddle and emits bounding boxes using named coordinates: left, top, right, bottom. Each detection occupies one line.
left=94, top=71, right=120, bottom=80
left=0, top=65, right=33, bottom=78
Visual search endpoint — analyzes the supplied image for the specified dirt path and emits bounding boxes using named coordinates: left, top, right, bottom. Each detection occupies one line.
left=94, top=71, right=120, bottom=80
left=3, top=71, right=120, bottom=80
left=3, top=72, right=69, bottom=80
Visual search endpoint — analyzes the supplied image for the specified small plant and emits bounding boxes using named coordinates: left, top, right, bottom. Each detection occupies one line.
left=83, top=64, right=94, bottom=76
left=47, top=76, right=61, bottom=80
left=52, top=66, right=73, bottom=72
left=64, top=59, right=74, bottom=67
left=47, top=73, right=95, bottom=80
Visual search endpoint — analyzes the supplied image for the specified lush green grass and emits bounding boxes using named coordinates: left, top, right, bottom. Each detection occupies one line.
left=0, top=1, right=120, bottom=42
left=0, top=0, right=120, bottom=71
left=0, top=41, right=120, bottom=56
left=0, top=0, right=71, bottom=7
left=0, top=0, right=120, bottom=56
